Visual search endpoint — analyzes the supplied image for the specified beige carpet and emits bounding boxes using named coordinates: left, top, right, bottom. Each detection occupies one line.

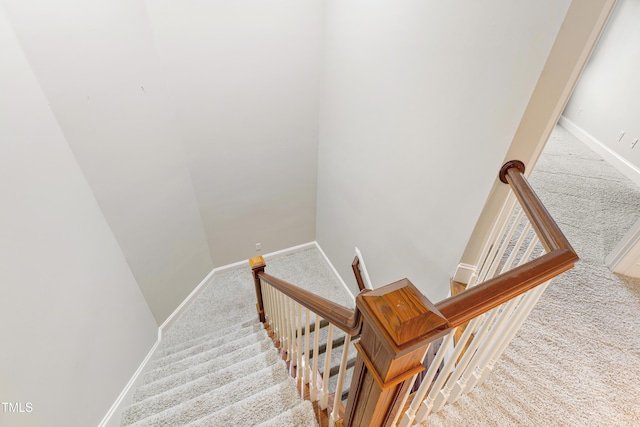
left=423, top=125, right=640, bottom=426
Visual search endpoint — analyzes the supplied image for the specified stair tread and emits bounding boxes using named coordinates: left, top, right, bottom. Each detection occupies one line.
left=149, top=328, right=267, bottom=370
left=141, top=329, right=270, bottom=383
left=255, top=400, right=318, bottom=427
left=155, top=322, right=263, bottom=358
left=184, top=378, right=305, bottom=427
left=125, top=360, right=291, bottom=426
left=160, top=315, right=257, bottom=348
left=123, top=347, right=282, bottom=424
left=133, top=339, right=276, bottom=403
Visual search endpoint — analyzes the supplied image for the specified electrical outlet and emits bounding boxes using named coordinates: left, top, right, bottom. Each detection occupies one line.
left=632, top=139, right=638, bottom=149
left=618, top=131, right=626, bottom=141
left=255, top=243, right=261, bottom=251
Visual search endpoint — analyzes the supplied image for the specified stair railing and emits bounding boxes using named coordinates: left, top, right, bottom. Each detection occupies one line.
left=250, top=256, right=365, bottom=426
left=250, top=160, right=578, bottom=427
left=397, top=160, right=578, bottom=426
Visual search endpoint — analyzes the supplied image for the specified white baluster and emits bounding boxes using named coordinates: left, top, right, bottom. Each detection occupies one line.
left=481, top=209, right=525, bottom=283
left=444, top=305, right=503, bottom=404
left=303, top=308, right=311, bottom=384
left=272, top=289, right=280, bottom=345
left=472, top=194, right=518, bottom=287
left=460, top=232, right=540, bottom=384
left=434, top=308, right=501, bottom=411
left=270, top=286, right=278, bottom=341
left=447, top=230, right=539, bottom=403
left=269, top=285, right=276, bottom=331
left=310, top=314, right=321, bottom=402
left=289, top=297, right=297, bottom=363
left=476, top=281, right=551, bottom=387
left=404, top=331, right=456, bottom=426
left=416, top=317, right=481, bottom=422
left=499, top=223, right=533, bottom=273
left=320, top=324, right=335, bottom=410
left=261, top=281, right=269, bottom=325
left=329, top=334, right=351, bottom=427
left=461, top=294, right=523, bottom=395
left=296, top=302, right=303, bottom=379
left=265, top=283, right=274, bottom=330
left=285, top=296, right=293, bottom=362
left=277, top=291, right=285, bottom=350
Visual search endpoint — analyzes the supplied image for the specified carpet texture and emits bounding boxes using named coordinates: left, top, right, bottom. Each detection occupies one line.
left=422, top=125, right=640, bottom=426
left=119, top=247, right=353, bottom=427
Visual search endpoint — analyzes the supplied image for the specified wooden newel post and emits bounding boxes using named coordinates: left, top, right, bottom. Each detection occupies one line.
left=344, top=279, right=449, bottom=427
left=249, top=256, right=266, bottom=323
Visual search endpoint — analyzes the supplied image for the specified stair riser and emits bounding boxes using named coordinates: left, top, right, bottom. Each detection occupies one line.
left=123, top=349, right=282, bottom=424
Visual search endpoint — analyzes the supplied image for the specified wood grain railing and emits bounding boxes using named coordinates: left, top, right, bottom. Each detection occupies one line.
left=435, top=160, right=576, bottom=327
left=249, top=160, right=578, bottom=427
left=251, top=256, right=364, bottom=426
left=251, top=257, right=363, bottom=336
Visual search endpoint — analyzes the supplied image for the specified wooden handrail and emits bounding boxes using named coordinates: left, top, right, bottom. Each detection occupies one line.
left=252, top=264, right=363, bottom=336
left=436, top=249, right=575, bottom=326
left=248, top=160, right=578, bottom=427
left=438, top=161, right=578, bottom=326
left=500, top=160, right=575, bottom=252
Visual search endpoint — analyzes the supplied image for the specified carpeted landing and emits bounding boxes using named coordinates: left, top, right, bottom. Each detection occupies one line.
left=422, top=125, right=640, bottom=426
left=119, top=248, right=354, bottom=427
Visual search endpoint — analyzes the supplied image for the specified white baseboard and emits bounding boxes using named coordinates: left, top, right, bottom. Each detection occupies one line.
left=98, top=335, right=161, bottom=427
left=606, top=216, right=640, bottom=277
left=100, top=241, right=317, bottom=426
left=263, top=241, right=317, bottom=262
left=159, top=267, right=219, bottom=334
left=559, top=116, right=640, bottom=188
left=314, top=242, right=356, bottom=301
left=453, top=263, right=477, bottom=285
left=159, top=241, right=317, bottom=334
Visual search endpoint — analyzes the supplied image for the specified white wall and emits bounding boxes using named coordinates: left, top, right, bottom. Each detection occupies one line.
left=2, top=0, right=215, bottom=323
left=145, top=0, right=323, bottom=266
left=563, top=0, right=640, bottom=171
left=316, top=0, right=571, bottom=300
left=461, top=0, right=616, bottom=268
left=2, top=0, right=325, bottom=322
left=0, top=5, right=157, bottom=426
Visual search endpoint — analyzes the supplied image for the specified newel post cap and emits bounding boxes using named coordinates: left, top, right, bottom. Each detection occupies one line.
left=249, top=256, right=266, bottom=271
left=357, top=278, right=449, bottom=354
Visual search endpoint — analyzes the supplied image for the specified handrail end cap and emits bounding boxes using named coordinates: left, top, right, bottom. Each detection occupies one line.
left=499, top=160, right=526, bottom=184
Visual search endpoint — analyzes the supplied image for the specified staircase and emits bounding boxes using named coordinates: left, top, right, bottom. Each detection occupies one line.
left=118, top=253, right=356, bottom=427
left=119, top=318, right=316, bottom=426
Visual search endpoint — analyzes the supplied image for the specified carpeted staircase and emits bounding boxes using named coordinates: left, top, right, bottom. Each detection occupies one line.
left=118, top=250, right=357, bottom=427
left=120, top=319, right=317, bottom=426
